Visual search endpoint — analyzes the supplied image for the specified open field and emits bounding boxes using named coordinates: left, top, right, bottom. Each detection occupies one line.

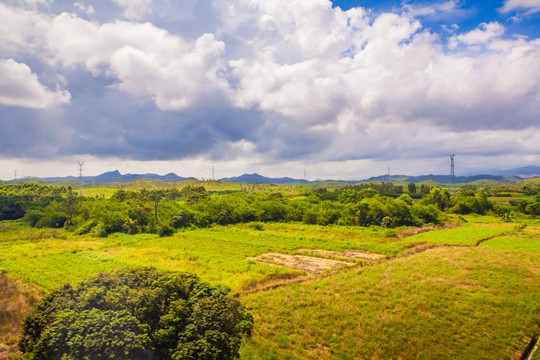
left=240, top=246, right=540, bottom=360
left=1, top=217, right=539, bottom=359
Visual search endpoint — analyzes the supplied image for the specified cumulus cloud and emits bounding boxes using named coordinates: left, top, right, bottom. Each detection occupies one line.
left=500, top=0, right=540, bottom=14
left=112, top=0, right=152, bottom=20
left=45, top=13, right=228, bottom=110
left=0, top=3, right=50, bottom=57
left=0, top=0, right=539, bottom=177
left=448, top=22, right=505, bottom=49
left=0, top=59, right=70, bottom=109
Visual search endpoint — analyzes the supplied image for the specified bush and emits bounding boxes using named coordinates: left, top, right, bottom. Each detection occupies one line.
left=37, top=211, right=69, bottom=228
left=25, top=210, right=42, bottom=227
left=19, top=269, right=253, bottom=360
left=158, top=224, right=174, bottom=237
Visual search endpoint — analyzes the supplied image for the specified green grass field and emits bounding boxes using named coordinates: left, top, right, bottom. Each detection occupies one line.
left=1, top=217, right=539, bottom=359
left=0, top=222, right=414, bottom=293
left=405, top=222, right=512, bottom=245
left=240, top=246, right=540, bottom=359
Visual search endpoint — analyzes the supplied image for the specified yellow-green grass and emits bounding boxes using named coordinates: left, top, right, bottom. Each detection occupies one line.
left=240, top=246, right=540, bottom=360
left=80, top=187, right=118, bottom=198
left=405, top=222, right=512, bottom=245
left=1, top=220, right=539, bottom=359
left=458, top=214, right=509, bottom=223
left=0, top=223, right=417, bottom=293
left=479, top=235, right=540, bottom=254
left=0, top=252, right=131, bottom=293
left=0, top=220, right=522, bottom=294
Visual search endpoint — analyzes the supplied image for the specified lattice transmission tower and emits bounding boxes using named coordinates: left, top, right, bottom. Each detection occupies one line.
left=77, top=161, right=84, bottom=195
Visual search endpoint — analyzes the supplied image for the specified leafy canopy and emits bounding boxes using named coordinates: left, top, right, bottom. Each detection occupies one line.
left=19, top=268, right=253, bottom=360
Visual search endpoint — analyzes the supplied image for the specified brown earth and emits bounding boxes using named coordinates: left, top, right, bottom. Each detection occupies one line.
left=249, top=253, right=354, bottom=274
left=298, top=249, right=385, bottom=260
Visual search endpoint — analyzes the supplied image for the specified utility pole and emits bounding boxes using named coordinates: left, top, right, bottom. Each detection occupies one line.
left=212, top=165, right=215, bottom=181
left=14, top=169, right=17, bottom=180
left=77, top=161, right=84, bottom=196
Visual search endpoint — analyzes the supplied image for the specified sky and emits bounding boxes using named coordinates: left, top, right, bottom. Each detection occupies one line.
left=0, top=0, right=539, bottom=181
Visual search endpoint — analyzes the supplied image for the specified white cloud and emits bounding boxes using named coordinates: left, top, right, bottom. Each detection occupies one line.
left=500, top=0, right=540, bottom=14
left=403, top=0, right=459, bottom=17
left=112, top=0, right=152, bottom=20
left=0, top=59, right=70, bottom=109
left=0, top=3, right=50, bottom=57
left=46, top=14, right=227, bottom=110
left=448, top=22, right=505, bottom=49
left=73, top=2, right=95, bottom=15
left=0, top=0, right=539, bottom=175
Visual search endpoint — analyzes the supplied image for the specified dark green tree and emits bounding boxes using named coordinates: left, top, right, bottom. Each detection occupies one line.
left=19, top=269, right=253, bottom=360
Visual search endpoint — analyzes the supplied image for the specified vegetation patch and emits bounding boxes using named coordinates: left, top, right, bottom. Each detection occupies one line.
left=404, top=223, right=509, bottom=246
left=240, top=247, right=540, bottom=360
left=479, top=235, right=540, bottom=254
left=0, top=251, right=131, bottom=293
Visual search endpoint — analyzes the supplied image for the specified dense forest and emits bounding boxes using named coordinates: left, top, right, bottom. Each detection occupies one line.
left=1, top=181, right=538, bottom=238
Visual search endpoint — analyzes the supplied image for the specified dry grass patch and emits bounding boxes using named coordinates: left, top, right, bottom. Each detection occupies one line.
left=250, top=253, right=354, bottom=274
left=0, top=273, right=42, bottom=359
left=398, top=221, right=461, bottom=237
left=525, top=226, right=540, bottom=233
left=298, top=249, right=384, bottom=261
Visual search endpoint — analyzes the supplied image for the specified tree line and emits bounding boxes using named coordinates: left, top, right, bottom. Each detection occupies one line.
left=2, top=182, right=537, bottom=236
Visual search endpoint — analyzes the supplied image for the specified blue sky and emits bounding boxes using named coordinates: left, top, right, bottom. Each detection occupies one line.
left=333, top=0, right=540, bottom=40
left=0, top=0, right=539, bottom=180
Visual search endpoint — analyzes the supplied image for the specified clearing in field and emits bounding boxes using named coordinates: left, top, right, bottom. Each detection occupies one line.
left=298, top=249, right=385, bottom=261
left=249, top=253, right=354, bottom=274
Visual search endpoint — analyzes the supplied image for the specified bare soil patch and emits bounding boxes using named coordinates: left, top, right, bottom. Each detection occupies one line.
left=398, top=221, right=461, bottom=238
left=250, top=253, right=354, bottom=274
left=298, top=249, right=385, bottom=260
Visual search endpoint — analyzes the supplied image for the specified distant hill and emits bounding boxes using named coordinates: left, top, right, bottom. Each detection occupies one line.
left=23, top=170, right=196, bottom=184
left=361, top=174, right=522, bottom=184
left=4, top=166, right=537, bottom=185
left=220, top=173, right=310, bottom=184
left=221, top=173, right=523, bottom=185
left=474, top=166, right=540, bottom=178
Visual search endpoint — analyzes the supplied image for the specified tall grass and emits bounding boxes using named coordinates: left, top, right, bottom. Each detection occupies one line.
left=240, top=247, right=540, bottom=359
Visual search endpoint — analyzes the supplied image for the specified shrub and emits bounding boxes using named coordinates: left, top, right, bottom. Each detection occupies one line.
left=37, top=211, right=68, bottom=228
left=19, top=269, right=253, bottom=360
left=158, top=224, right=174, bottom=237
left=25, top=210, right=42, bottom=227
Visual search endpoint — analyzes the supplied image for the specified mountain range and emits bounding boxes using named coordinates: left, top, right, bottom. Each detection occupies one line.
left=5, top=166, right=539, bottom=185
left=23, top=170, right=196, bottom=184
